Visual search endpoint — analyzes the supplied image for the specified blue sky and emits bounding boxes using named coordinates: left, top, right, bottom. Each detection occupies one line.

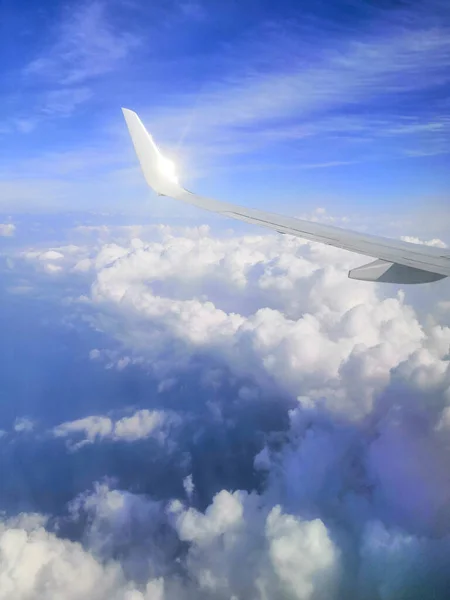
left=0, top=0, right=449, bottom=222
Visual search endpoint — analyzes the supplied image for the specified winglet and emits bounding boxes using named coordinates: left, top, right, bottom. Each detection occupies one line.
left=122, top=108, right=182, bottom=197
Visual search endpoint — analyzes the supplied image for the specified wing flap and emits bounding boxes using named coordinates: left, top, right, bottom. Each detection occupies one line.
left=349, top=259, right=446, bottom=284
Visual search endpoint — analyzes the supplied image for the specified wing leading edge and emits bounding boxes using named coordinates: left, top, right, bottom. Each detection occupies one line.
left=122, top=108, right=449, bottom=284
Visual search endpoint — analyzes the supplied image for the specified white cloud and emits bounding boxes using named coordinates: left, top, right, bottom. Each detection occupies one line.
left=54, top=415, right=113, bottom=443
left=0, top=510, right=156, bottom=600
left=153, top=27, right=450, bottom=132
left=19, top=225, right=449, bottom=419
left=0, top=223, right=15, bottom=237
left=14, top=417, right=35, bottom=433
left=5, top=2, right=140, bottom=134
left=39, top=250, right=64, bottom=261
left=1, top=480, right=449, bottom=599
left=170, top=490, right=339, bottom=599
left=79, top=230, right=433, bottom=417
left=401, top=236, right=448, bottom=248
left=183, top=475, right=194, bottom=500
left=0, top=484, right=339, bottom=599
left=5, top=222, right=450, bottom=598
left=53, top=409, right=178, bottom=448
left=140, top=4, right=450, bottom=164
left=21, top=245, right=90, bottom=275
left=114, top=410, right=171, bottom=442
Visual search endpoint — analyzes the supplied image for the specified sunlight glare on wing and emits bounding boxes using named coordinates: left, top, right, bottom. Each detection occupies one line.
left=158, top=155, right=179, bottom=184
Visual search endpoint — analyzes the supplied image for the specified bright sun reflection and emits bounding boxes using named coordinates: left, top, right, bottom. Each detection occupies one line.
left=158, top=155, right=178, bottom=184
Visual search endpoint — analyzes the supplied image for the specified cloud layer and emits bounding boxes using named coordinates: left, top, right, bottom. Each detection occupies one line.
left=2, top=223, right=450, bottom=599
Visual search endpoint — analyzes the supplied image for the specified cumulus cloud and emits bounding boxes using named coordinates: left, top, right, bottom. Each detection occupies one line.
left=19, top=224, right=450, bottom=418
left=0, top=483, right=339, bottom=600
left=169, top=490, right=339, bottom=599
left=4, top=481, right=448, bottom=599
left=74, top=227, right=440, bottom=418
left=53, top=409, right=179, bottom=449
left=0, top=515, right=122, bottom=600
left=20, top=244, right=92, bottom=276
left=4, top=222, right=450, bottom=599
left=0, top=507, right=169, bottom=600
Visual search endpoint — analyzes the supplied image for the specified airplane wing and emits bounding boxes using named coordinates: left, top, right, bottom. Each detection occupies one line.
left=122, top=108, right=449, bottom=284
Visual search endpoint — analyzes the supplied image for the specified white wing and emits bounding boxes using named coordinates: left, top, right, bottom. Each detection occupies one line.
left=122, top=108, right=449, bottom=284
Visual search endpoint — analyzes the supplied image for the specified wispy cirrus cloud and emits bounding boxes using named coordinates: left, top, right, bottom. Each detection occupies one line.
left=24, top=1, right=140, bottom=85
left=40, top=87, right=93, bottom=117
left=142, top=3, right=450, bottom=165
left=153, top=33, right=449, bottom=128
left=2, top=0, right=449, bottom=213
left=6, top=1, right=140, bottom=129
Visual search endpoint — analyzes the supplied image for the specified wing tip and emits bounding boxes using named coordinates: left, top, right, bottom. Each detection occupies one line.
left=121, top=107, right=139, bottom=122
